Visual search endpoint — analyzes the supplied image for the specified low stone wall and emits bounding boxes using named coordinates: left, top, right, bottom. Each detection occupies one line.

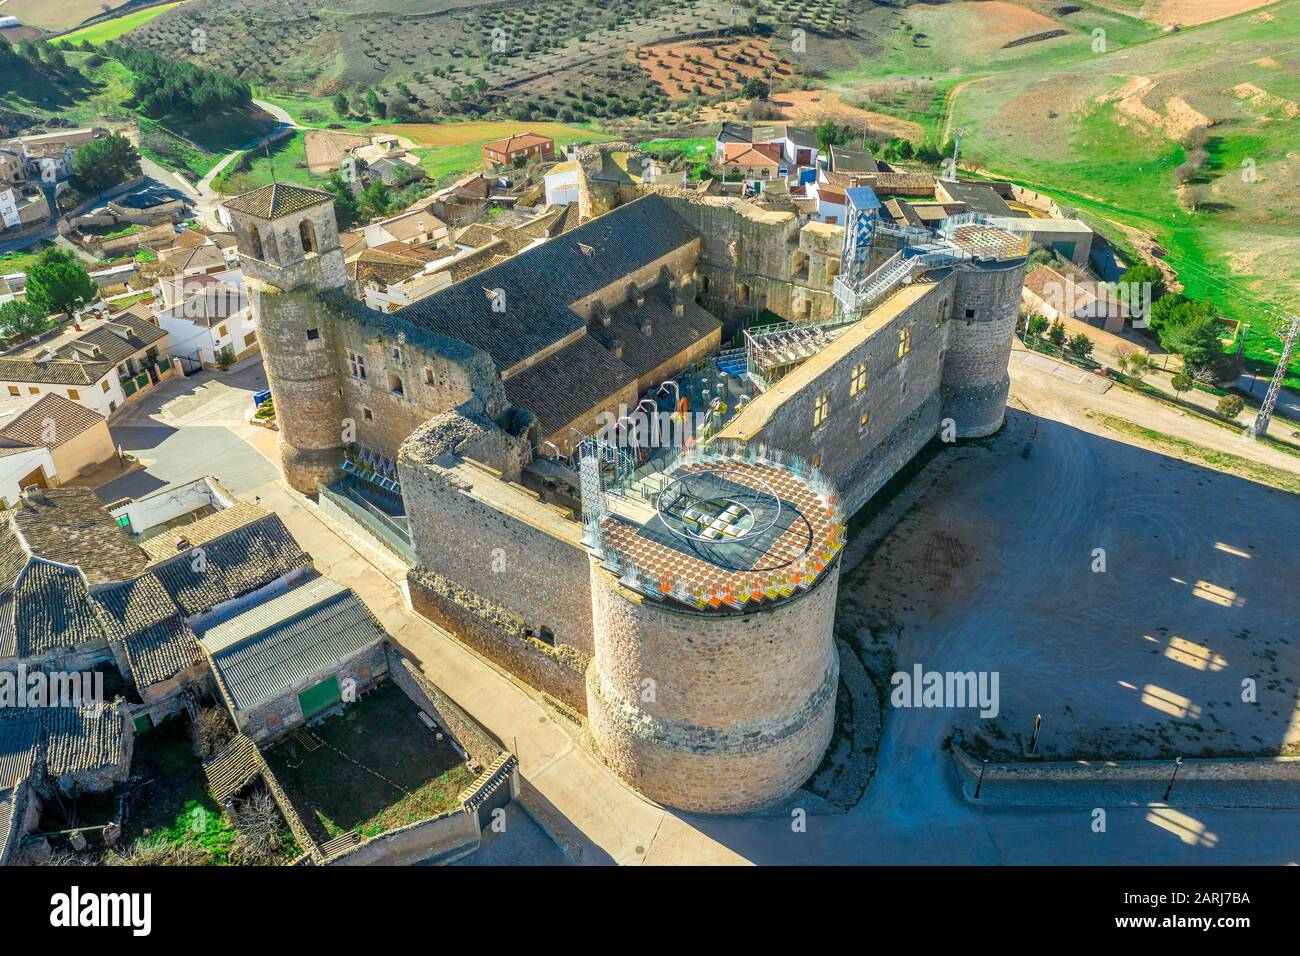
left=952, top=744, right=1300, bottom=808
left=407, top=569, right=589, bottom=714
left=384, top=643, right=502, bottom=764
left=326, top=809, right=479, bottom=866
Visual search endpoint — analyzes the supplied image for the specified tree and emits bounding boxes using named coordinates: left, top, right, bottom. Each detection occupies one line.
left=1066, top=333, right=1094, bottom=359
left=358, top=178, right=392, bottom=220
left=1026, top=314, right=1049, bottom=338
left=323, top=171, right=361, bottom=230
left=1216, top=395, right=1244, bottom=419
left=742, top=76, right=770, bottom=101
left=72, top=132, right=141, bottom=192
left=1170, top=373, right=1191, bottom=398
left=1116, top=348, right=1150, bottom=382
left=0, top=300, right=54, bottom=341
left=332, top=91, right=349, bottom=117
left=24, top=250, right=97, bottom=316
left=1118, top=261, right=1166, bottom=303
left=1048, top=319, right=1067, bottom=347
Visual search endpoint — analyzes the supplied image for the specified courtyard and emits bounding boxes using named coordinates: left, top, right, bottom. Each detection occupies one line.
left=263, top=682, right=476, bottom=844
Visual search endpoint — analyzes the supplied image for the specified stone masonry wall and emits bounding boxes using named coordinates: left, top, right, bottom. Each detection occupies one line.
left=585, top=561, right=840, bottom=813
left=407, top=569, right=588, bottom=713
left=398, top=455, right=595, bottom=655
left=727, top=276, right=953, bottom=515
left=235, top=641, right=387, bottom=745
left=941, top=260, right=1027, bottom=438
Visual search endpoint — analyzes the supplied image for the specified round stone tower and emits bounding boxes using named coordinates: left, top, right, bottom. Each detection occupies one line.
left=940, top=252, right=1029, bottom=438
left=223, top=183, right=348, bottom=493
left=582, top=443, right=843, bottom=814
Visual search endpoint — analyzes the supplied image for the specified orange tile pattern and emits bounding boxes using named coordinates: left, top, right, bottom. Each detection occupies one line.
left=598, top=460, right=844, bottom=611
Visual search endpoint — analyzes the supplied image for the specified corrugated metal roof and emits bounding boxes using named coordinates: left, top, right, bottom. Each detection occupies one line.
left=200, top=578, right=382, bottom=712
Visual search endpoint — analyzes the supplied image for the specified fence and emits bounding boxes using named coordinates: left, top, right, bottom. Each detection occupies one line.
left=318, top=480, right=414, bottom=563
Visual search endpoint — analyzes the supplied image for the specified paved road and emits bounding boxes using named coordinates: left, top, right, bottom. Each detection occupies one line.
left=192, top=100, right=304, bottom=227
left=96, top=359, right=276, bottom=502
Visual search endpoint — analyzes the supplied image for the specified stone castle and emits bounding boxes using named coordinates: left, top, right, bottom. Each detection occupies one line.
left=226, top=155, right=1027, bottom=814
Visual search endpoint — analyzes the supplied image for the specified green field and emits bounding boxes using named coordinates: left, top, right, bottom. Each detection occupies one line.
left=54, top=3, right=185, bottom=46
left=821, top=0, right=1300, bottom=388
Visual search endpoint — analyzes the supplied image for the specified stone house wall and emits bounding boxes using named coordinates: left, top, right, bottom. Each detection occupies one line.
left=407, top=569, right=588, bottom=713
left=231, top=640, right=387, bottom=745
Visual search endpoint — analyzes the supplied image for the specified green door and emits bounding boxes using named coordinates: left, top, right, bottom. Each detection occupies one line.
left=298, top=675, right=341, bottom=720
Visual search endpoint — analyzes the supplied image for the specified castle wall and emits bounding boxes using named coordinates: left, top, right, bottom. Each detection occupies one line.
left=716, top=276, right=953, bottom=515
left=657, top=193, right=838, bottom=335
left=407, top=568, right=588, bottom=713
left=398, top=455, right=595, bottom=656
left=585, top=562, right=840, bottom=814
left=941, top=260, right=1028, bottom=438
left=334, top=323, right=501, bottom=462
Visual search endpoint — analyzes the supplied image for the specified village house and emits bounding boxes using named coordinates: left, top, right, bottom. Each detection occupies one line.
left=1022, top=263, right=1130, bottom=335
left=199, top=574, right=387, bottom=744
left=156, top=272, right=259, bottom=367
left=720, top=142, right=784, bottom=185
left=0, top=310, right=175, bottom=418
left=0, top=393, right=115, bottom=500
left=481, top=131, right=556, bottom=169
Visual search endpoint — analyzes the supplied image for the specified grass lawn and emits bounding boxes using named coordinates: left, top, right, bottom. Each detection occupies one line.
left=264, top=681, right=476, bottom=842
left=641, top=136, right=714, bottom=179
left=54, top=3, right=185, bottom=46
left=213, top=129, right=321, bottom=193
left=0, top=245, right=52, bottom=275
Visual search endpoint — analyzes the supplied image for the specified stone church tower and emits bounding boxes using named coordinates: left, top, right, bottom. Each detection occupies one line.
left=223, top=183, right=349, bottom=493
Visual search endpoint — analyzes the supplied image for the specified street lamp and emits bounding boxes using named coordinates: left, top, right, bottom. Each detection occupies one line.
left=1163, top=755, right=1183, bottom=802
left=974, top=758, right=989, bottom=800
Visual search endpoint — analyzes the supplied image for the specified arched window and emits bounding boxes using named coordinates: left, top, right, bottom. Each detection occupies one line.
left=737, top=282, right=750, bottom=304
left=264, top=230, right=280, bottom=265
left=299, top=218, right=317, bottom=255
left=249, top=228, right=264, bottom=261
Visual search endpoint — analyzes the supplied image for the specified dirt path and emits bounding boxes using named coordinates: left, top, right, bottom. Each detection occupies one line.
left=1010, top=347, right=1300, bottom=477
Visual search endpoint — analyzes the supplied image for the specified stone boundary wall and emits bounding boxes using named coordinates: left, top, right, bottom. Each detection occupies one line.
left=953, top=745, right=1300, bottom=783
left=406, top=569, right=589, bottom=714
left=325, top=807, right=479, bottom=866
left=253, top=750, right=322, bottom=862
left=952, top=744, right=1300, bottom=808
left=383, top=642, right=507, bottom=763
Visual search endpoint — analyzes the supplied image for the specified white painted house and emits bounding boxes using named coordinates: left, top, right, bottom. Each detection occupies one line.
left=156, top=270, right=259, bottom=366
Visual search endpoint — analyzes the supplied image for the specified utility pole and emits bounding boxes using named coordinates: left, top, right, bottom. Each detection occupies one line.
left=944, top=128, right=966, bottom=182
left=1249, top=315, right=1299, bottom=438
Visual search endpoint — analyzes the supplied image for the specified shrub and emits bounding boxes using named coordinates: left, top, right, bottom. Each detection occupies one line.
left=1216, top=394, right=1244, bottom=418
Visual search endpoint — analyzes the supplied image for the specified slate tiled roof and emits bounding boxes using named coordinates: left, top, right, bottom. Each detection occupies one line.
left=7, top=488, right=149, bottom=587
left=593, top=283, right=721, bottom=381
left=503, top=335, right=636, bottom=438
left=93, top=511, right=310, bottom=687
left=9, top=560, right=103, bottom=658
left=0, top=393, right=105, bottom=449
left=222, top=182, right=333, bottom=220
left=123, top=618, right=203, bottom=688
left=200, top=576, right=382, bottom=712
left=43, top=703, right=127, bottom=778
left=503, top=279, right=718, bottom=437
left=101, top=513, right=309, bottom=623
left=138, top=501, right=271, bottom=563
left=160, top=243, right=227, bottom=275
left=0, top=710, right=39, bottom=788
left=0, top=357, right=110, bottom=386
left=0, top=703, right=125, bottom=786
left=396, top=194, right=699, bottom=374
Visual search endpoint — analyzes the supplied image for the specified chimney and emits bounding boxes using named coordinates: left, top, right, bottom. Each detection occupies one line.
left=610, top=339, right=624, bottom=360
left=639, top=315, right=652, bottom=336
